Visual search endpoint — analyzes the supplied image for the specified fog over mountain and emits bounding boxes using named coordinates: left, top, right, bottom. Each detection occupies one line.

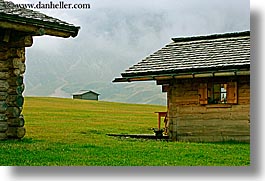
left=12, top=0, right=249, bottom=105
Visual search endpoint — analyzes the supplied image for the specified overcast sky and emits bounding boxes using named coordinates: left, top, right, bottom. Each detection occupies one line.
left=11, top=0, right=250, bottom=47
left=9, top=0, right=250, bottom=98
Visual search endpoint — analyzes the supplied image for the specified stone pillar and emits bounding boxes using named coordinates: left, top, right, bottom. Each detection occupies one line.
left=0, top=30, right=32, bottom=140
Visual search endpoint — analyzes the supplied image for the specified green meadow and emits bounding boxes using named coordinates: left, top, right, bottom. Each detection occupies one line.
left=0, top=97, right=250, bottom=166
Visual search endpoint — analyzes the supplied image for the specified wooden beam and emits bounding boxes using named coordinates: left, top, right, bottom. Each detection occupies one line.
left=154, top=75, right=173, bottom=80
left=129, top=77, right=153, bottom=81
left=214, top=72, right=235, bottom=77
left=194, top=73, right=214, bottom=78
left=113, top=70, right=250, bottom=83
left=236, top=71, right=250, bottom=76
left=156, top=80, right=171, bottom=85
left=3, top=29, right=11, bottom=42
left=174, top=74, right=193, bottom=79
left=162, top=84, right=169, bottom=92
left=112, top=77, right=128, bottom=82
left=0, top=35, right=33, bottom=48
left=0, top=20, right=74, bottom=38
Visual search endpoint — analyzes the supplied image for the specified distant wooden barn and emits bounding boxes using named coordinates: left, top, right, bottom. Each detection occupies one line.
left=73, top=90, right=100, bottom=101
left=114, top=31, right=250, bottom=142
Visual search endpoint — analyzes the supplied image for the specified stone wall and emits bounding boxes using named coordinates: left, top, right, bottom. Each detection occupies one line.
left=0, top=31, right=31, bottom=140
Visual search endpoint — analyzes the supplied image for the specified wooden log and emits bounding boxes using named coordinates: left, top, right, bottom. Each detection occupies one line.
left=6, top=127, right=26, bottom=139
left=6, top=95, right=24, bottom=107
left=0, top=19, right=77, bottom=38
left=0, top=91, right=8, bottom=101
left=0, top=133, right=7, bottom=140
left=3, top=29, right=11, bottom=42
left=7, top=115, right=25, bottom=127
left=176, top=127, right=250, bottom=137
left=177, top=135, right=250, bottom=143
left=0, top=101, right=8, bottom=113
left=0, top=35, right=33, bottom=48
left=0, top=113, right=7, bottom=121
left=0, top=122, right=8, bottom=132
left=6, top=107, right=21, bottom=118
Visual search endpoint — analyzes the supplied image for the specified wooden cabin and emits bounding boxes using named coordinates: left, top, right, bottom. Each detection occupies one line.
left=73, top=90, right=100, bottom=101
left=0, top=0, right=80, bottom=140
left=113, top=31, right=250, bottom=142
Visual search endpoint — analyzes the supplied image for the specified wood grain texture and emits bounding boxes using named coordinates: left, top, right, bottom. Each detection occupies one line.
left=167, top=76, right=250, bottom=142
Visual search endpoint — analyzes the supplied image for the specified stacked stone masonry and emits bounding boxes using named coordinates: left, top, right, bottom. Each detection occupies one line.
left=0, top=42, right=26, bottom=140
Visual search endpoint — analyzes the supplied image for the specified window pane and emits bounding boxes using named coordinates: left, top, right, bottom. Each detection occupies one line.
left=221, top=84, right=227, bottom=103
left=207, top=83, right=228, bottom=104
left=213, top=84, right=220, bottom=103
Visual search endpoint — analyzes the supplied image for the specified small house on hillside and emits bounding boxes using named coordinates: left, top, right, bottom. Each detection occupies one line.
left=0, top=0, right=80, bottom=140
left=113, top=31, right=250, bottom=142
left=73, top=90, right=100, bottom=101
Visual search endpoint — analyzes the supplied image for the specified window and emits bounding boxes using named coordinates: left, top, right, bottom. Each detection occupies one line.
left=199, top=82, right=237, bottom=105
left=208, top=83, right=227, bottom=104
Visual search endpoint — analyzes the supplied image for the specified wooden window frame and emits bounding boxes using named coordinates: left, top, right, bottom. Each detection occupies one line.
left=199, top=81, right=237, bottom=105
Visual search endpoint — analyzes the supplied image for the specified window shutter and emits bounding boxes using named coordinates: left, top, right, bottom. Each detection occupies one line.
left=198, top=83, right=208, bottom=104
left=227, top=82, right=237, bottom=104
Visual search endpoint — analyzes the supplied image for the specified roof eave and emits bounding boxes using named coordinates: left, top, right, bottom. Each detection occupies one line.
left=0, top=15, right=80, bottom=38
left=121, top=64, right=250, bottom=78
left=113, top=68, right=250, bottom=83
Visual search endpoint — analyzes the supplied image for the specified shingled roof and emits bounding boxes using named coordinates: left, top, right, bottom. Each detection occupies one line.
left=0, top=0, right=80, bottom=37
left=73, top=90, right=100, bottom=96
left=113, top=31, right=250, bottom=82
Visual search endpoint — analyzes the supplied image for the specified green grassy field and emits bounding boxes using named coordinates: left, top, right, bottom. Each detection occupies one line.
left=0, top=97, right=250, bottom=166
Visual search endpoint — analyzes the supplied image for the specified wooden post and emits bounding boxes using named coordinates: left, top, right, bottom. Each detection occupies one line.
left=155, top=112, right=167, bottom=130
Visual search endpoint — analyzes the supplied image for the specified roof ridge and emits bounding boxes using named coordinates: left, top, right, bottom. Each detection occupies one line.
left=171, top=31, right=250, bottom=43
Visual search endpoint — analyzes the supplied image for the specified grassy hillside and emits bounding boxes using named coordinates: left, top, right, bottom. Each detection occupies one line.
left=0, top=97, right=250, bottom=166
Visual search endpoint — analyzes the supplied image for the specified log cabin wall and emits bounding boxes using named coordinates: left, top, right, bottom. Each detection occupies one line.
left=0, top=29, right=31, bottom=140
left=167, top=75, right=250, bottom=142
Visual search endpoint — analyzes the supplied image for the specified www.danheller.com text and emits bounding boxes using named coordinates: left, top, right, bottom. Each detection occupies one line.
left=10, top=1, right=91, bottom=9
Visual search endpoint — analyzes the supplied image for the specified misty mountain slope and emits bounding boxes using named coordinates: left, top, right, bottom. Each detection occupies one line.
left=61, top=81, right=167, bottom=105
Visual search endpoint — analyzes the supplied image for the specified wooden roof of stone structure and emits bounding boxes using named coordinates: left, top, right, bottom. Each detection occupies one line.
left=0, top=0, right=80, bottom=38
left=113, top=31, right=250, bottom=82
